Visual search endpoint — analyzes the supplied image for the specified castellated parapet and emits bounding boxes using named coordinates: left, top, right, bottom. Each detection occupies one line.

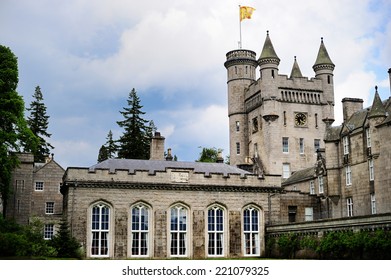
left=63, top=162, right=281, bottom=189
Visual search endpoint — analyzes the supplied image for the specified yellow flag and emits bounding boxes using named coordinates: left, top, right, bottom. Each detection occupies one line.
left=240, top=6, right=255, bottom=21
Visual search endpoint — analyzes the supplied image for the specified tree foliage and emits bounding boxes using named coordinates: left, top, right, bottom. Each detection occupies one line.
left=0, top=216, right=56, bottom=258
left=196, top=147, right=223, bottom=162
left=116, top=88, right=155, bottom=159
left=268, top=230, right=391, bottom=259
left=50, top=219, right=81, bottom=259
left=97, top=130, right=118, bottom=163
left=0, top=45, right=38, bottom=217
left=27, top=85, right=54, bottom=162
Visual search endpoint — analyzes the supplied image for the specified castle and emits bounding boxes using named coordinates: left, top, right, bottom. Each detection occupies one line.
left=4, top=32, right=391, bottom=259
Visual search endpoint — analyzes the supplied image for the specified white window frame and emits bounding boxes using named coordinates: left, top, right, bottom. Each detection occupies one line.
left=91, top=203, right=110, bottom=257
left=371, top=194, right=376, bottom=215
left=170, top=205, right=188, bottom=257
left=282, top=137, right=289, bottom=153
left=347, top=197, right=353, bottom=217
left=343, top=136, right=349, bottom=155
left=207, top=206, right=225, bottom=257
left=45, top=202, right=54, bottom=214
left=131, top=203, right=150, bottom=257
left=369, top=159, right=374, bottom=181
left=346, top=165, right=352, bottom=186
left=282, top=163, right=290, bottom=179
left=309, top=181, right=315, bottom=195
left=243, top=206, right=260, bottom=256
left=44, top=224, right=54, bottom=240
left=318, top=176, right=324, bottom=194
left=305, top=207, right=314, bottom=221
left=299, top=138, right=305, bottom=154
left=366, top=128, right=371, bottom=148
left=35, top=181, right=44, bottom=191
left=236, top=121, right=240, bottom=132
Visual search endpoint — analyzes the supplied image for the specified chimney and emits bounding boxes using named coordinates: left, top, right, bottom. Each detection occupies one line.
left=342, top=98, right=363, bottom=123
left=216, top=151, right=224, bottom=163
left=149, top=132, right=165, bottom=160
left=166, top=148, right=173, bottom=161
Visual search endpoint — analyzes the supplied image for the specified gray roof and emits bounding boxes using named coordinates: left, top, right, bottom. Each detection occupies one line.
left=282, top=167, right=315, bottom=186
left=89, top=158, right=250, bottom=177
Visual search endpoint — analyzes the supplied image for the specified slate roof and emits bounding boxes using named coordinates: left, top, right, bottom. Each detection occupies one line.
left=313, top=38, right=334, bottom=68
left=258, top=31, right=280, bottom=62
left=281, top=167, right=315, bottom=186
left=89, top=158, right=251, bottom=177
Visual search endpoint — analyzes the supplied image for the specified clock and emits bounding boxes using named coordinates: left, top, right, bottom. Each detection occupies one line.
left=295, top=112, right=307, bottom=126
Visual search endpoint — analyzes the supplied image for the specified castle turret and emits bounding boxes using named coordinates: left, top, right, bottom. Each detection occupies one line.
left=290, top=56, right=303, bottom=79
left=258, top=31, right=280, bottom=79
left=313, top=38, right=335, bottom=125
left=225, top=49, right=257, bottom=166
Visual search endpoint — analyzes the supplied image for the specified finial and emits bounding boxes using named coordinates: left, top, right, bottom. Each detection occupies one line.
left=267, top=30, right=269, bottom=36
left=321, top=37, right=324, bottom=42
left=375, top=85, right=378, bottom=92
left=294, top=55, right=297, bottom=60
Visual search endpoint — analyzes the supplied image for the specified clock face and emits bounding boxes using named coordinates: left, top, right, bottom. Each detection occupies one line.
left=295, top=113, right=307, bottom=126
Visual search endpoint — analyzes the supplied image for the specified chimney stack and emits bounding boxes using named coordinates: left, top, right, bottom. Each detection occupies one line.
left=149, top=132, right=165, bottom=160
left=216, top=151, right=224, bottom=163
left=342, top=97, right=363, bottom=123
left=166, top=148, right=173, bottom=161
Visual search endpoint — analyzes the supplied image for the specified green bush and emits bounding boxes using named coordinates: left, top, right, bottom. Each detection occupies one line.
left=266, top=229, right=391, bottom=259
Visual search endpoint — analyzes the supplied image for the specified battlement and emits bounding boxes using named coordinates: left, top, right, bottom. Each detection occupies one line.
left=63, top=165, right=278, bottom=188
left=224, top=49, right=257, bottom=68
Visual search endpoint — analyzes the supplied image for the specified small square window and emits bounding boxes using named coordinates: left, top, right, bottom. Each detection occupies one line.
left=35, top=181, right=44, bottom=191
left=46, top=202, right=54, bottom=214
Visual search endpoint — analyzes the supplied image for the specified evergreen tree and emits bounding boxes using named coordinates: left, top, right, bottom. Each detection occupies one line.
left=116, top=88, right=153, bottom=159
left=50, top=218, right=81, bottom=258
left=0, top=45, right=38, bottom=217
left=97, top=130, right=117, bottom=163
left=27, top=86, right=54, bottom=162
left=97, top=145, right=108, bottom=163
left=105, top=130, right=117, bottom=159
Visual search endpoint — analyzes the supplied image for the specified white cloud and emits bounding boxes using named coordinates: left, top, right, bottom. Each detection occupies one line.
left=1, top=0, right=390, bottom=167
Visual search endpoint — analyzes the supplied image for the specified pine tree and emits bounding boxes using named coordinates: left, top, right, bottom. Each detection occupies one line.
left=97, top=145, right=108, bottom=163
left=27, top=86, right=54, bottom=162
left=116, top=88, right=153, bottom=159
left=0, top=45, right=38, bottom=217
left=50, top=218, right=81, bottom=258
left=105, top=130, right=117, bottom=159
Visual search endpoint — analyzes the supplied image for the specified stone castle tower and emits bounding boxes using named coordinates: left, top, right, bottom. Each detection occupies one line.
left=225, top=31, right=335, bottom=179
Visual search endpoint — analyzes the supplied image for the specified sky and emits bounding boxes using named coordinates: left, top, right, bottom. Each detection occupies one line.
left=1, top=0, right=390, bottom=168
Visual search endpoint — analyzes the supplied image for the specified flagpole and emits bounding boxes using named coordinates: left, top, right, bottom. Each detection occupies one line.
left=239, top=5, right=242, bottom=49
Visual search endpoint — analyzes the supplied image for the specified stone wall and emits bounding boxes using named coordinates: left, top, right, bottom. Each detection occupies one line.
left=64, top=183, right=275, bottom=259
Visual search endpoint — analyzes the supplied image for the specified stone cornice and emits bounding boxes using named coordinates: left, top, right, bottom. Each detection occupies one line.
left=63, top=181, right=281, bottom=193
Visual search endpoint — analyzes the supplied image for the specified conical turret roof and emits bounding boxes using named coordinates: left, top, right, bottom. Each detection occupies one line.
left=313, top=38, right=335, bottom=71
left=290, top=56, right=303, bottom=78
left=258, top=31, right=280, bottom=64
left=368, top=86, right=387, bottom=119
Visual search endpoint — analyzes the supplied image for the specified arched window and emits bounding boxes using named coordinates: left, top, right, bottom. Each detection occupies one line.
left=207, top=206, right=224, bottom=256
left=131, top=203, right=150, bottom=256
left=91, top=203, right=110, bottom=257
left=243, top=206, right=260, bottom=256
left=170, top=205, right=188, bottom=257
